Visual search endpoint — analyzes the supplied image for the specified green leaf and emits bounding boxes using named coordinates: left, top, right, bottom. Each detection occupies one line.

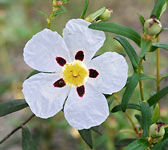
left=140, top=74, right=156, bottom=80
left=107, top=96, right=115, bottom=111
left=86, top=7, right=106, bottom=22
left=151, top=0, right=166, bottom=19
left=137, top=13, right=145, bottom=26
left=91, top=126, right=102, bottom=135
left=148, top=86, right=168, bottom=106
left=0, top=99, right=28, bottom=117
left=152, top=42, right=168, bottom=50
left=111, top=103, right=140, bottom=113
left=54, top=6, right=67, bottom=17
left=78, top=129, right=93, bottom=149
left=22, top=126, right=37, bottom=150
left=140, top=101, right=152, bottom=138
left=152, top=139, right=168, bottom=150
left=125, top=139, right=150, bottom=150
left=140, top=38, right=152, bottom=58
left=114, top=36, right=139, bottom=70
left=121, top=73, right=141, bottom=112
left=135, top=114, right=142, bottom=127
left=160, top=73, right=168, bottom=81
left=89, top=22, right=141, bottom=46
left=26, top=70, right=40, bottom=79
left=151, top=103, right=160, bottom=124
left=116, top=138, right=136, bottom=147
left=80, top=0, right=89, bottom=19
left=163, top=27, right=168, bottom=31
left=37, top=10, right=48, bottom=18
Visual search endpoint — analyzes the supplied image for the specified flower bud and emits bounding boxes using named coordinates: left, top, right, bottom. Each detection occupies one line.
left=98, top=9, right=113, bottom=21
left=144, top=17, right=162, bottom=36
left=149, top=122, right=165, bottom=139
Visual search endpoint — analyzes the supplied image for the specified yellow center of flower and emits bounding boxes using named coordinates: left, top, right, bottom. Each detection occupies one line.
left=62, top=60, right=89, bottom=87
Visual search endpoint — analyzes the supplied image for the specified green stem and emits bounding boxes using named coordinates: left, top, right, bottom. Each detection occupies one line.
left=113, top=93, right=140, bottom=137
left=156, top=35, right=161, bottom=119
left=138, top=58, right=145, bottom=101
left=47, top=0, right=62, bottom=29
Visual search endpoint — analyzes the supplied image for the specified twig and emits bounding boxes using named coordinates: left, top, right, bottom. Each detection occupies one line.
left=138, top=57, right=145, bottom=101
left=0, top=114, right=35, bottom=144
left=113, top=93, right=141, bottom=137
left=156, top=35, right=161, bottom=119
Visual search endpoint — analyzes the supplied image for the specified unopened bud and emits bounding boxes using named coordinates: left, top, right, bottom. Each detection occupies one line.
left=98, top=8, right=113, bottom=21
left=85, top=7, right=106, bottom=23
left=149, top=122, right=165, bottom=139
left=144, top=17, right=162, bottom=36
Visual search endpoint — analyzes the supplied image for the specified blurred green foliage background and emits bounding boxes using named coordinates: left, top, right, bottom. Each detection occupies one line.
left=0, top=0, right=168, bottom=150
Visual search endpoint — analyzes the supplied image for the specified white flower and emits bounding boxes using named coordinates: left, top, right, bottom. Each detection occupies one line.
left=22, top=19, right=128, bottom=130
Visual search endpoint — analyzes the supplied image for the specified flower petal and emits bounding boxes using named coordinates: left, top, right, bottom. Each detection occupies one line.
left=87, top=52, right=128, bottom=94
left=24, top=28, right=71, bottom=72
left=22, top=73, right=70, bottom=118
left=63, top=19, right=105, bottom=63
left=64, top=84, right=109, bottom=130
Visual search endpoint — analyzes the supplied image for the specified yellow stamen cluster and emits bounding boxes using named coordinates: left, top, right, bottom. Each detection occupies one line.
left=62, top=60, right=89, bottom=87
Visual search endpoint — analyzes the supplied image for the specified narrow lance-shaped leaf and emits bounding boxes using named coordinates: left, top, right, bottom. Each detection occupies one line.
left=26, top=70, right=40, bottom=79
left=54, top=6, right=67, bottom=17
left=89, top=22, right=141, bottom=46
left=111, top=103, right=140, bottom=113
left=148, top=86, right=168, bottom=106
left=151, top=0, right=166, bottom=19
left=37, top=10, right=48, bottom=18
left=80, top=0, right=89, bottom=19
left=125, top=139, right=150, bottom=150
left=22, top=126, right=37, bottom=150
left=78, top=129, right=93, bottom=149
left=137, top=13, right=145, bottom=26
left=151, top=103, right=160, bottom=124
left=140, top=101, right=152, bottom=138
left=163, top=27, right=168, bottom=31
left=86, top=7, right=106, bottom=22
left=152, top=139, right=168, bottom=150
left=115, top=139, right=136, bottom=147
left=0, top=99, right=28, bottom=117
left=140, top=38, right=152, bottom=58
left=160, top=73, right=168, bottom=81
left=152, top=42, right=168, bottom=50
left=114, top=36, right=139, bottom=70
left=135, top=114, right=142, bottom=127
left=121, top=73, right=141, bottom=112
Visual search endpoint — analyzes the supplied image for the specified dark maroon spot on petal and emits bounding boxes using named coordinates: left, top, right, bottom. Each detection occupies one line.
left=89, top=69, right=99, bottom=78
left=75, top=51, right=84, bottom=61
left=53, top=78, right=66, bottom=88
left=76, top=85, right=85, bottom=97
left=56, top=57, right=66, bottom=66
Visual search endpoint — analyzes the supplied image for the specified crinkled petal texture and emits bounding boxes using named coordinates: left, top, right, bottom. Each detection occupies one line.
left=63, top=19, right=105, bottom=63
left=64, top=83, right=109, bottom=130
left=24, top=29, right=71, bottom=72
left=87, top=52, right=128, bottom=94
left=22, top=73, right=69, bottom=119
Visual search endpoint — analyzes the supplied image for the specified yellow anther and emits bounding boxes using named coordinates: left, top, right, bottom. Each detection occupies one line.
left=62, top=60, right=89, bottom=87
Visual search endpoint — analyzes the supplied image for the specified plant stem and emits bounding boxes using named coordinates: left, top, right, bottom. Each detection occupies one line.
left=0, top=114, right=35, bottom=144
left=156, top=35, right=161, bottom=119
left=47, top=0, right=63, bottom=29
left=113, top=93, right=140, bottom=137
left=125, top=111, right=140, bottom=137
left=138, top=57, right=145, bottom=101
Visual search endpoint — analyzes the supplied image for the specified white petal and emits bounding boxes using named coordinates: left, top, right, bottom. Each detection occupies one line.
left=87, top=52, right=128, bottom=94
left=63, top=19, right=105, bottom=63
left=64, top=84, right=109, bottom=130
left=22, top=73, right=69, bottom=118
left=24, top=28, right=71, bottom=72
